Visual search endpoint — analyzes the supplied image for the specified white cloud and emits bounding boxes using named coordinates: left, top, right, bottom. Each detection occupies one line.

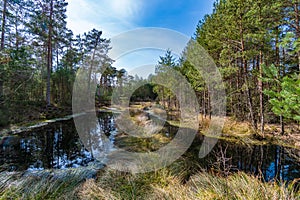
left=66, top=0, right=144, bottom=37
left=65, top=1, right=189, bottom=74
left=109, top=28, right=189, bottom=75
left=106, top=0, right=143, bottom=21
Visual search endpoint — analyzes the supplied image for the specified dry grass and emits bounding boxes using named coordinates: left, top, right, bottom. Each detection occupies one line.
left=149, top=172, right=300, bottom=200
left=0, top=167, right=96, bottom=200
left=221, top=117, right=254, bottom=136
left=76, top=169, right=300, bottom=200
left=1, top=166, right=298, bottom=200
left=78, top=179, right=119, bottom=200
left=199, top=116, right=300, bottom=149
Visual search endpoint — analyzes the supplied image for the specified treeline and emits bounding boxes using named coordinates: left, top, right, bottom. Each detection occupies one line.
left=0, top=0, right=131, bottom=125
left=152, top=0, right=300, bottom=135
left=1, top=0, right=299, bottom=135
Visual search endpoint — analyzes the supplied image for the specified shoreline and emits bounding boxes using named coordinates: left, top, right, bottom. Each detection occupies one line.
left=1, top=105, right=300, bottom=150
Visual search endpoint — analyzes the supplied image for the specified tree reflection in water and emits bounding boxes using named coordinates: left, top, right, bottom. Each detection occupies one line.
left=0, top=111, right=299, bottom=184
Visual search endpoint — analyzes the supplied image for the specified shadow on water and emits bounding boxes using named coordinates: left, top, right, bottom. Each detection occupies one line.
left=0, top=111, right=299, bottom=183
left=197, top=140, right=300, bottom=182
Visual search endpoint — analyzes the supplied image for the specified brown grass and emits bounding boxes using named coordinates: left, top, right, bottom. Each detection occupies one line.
left=76, top=169, right=300, bottom=200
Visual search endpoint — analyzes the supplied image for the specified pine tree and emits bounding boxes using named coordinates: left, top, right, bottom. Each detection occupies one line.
left=189, top=0, right=298, bottom=134
left=26, top=0, right=69, bottom=106
left=153, top=50, right=178, bottom=109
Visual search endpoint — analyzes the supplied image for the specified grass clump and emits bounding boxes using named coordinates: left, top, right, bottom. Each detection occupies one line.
left=78, top=166, right=183, bottom=200
left=0, top=167, right=95, bottom=200
left=149, top=172, right=300, bottom=200
left=76, top=160, right=299, bottom=200
left=77, top=170, right=300, bottom=200
left=1, top=160, right=299, bottom=199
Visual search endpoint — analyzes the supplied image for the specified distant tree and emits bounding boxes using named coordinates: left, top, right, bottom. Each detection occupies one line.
left=153, top=50, right=178, bottom=109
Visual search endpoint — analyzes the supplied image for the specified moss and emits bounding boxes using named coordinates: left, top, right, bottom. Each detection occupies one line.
left=114, top=133, right=171, bottom=152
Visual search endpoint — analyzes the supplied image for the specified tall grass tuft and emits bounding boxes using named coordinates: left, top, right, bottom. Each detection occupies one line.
left=150, top=171, right=300, bottom=200
left=0, top=167, right=96, bottom=200
left=1, top=163, right=299, bottom=199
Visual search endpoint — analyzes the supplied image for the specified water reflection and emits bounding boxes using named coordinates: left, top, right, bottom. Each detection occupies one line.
left=0, top=112, right=116, bottom=171
left=199, top=141, right=300, bottom=182
left=0, top=111, right=299, bottom=183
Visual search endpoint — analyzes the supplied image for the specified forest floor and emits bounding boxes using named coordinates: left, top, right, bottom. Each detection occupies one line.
left=0, top=103, right=72, bottom=134
left=168, top=114, right=300, bottom=149
left=218, top=117, right=300, bottom=149
left=126, top=102, right=300, bottom=149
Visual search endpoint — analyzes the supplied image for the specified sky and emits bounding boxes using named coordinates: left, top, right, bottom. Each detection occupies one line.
left=66, top=0, right=215, bottom=77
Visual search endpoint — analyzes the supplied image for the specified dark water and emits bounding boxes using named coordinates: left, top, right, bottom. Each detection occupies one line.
left=0, top=112, right=299, bottom=182
left=198, top=141, right=300, bottom=182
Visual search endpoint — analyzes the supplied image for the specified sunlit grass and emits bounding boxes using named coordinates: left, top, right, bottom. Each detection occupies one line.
left=150, top=172, right=300, bottom=200
left=77, top=169, right=299, bottom=200
left=0, top=167, right=96, bottom=200
left=0, top=164, right=299, bottom=200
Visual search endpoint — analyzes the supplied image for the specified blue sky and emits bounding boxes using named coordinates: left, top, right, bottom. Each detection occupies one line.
left=66, top=0, right=215, bottom=76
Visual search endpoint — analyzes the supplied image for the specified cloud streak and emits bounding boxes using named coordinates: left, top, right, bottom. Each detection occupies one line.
left=65, top=0, right=215, bottom=74
left=66, top=0, right=144, bottom=37
left=106, top=0, right=143, bottom=21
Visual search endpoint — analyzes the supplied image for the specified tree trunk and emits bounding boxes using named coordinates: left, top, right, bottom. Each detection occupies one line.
left=294, top=2, right=300, bottom=72
left=0, top=80, right=2, bottom=102
left=0, top=0, right=6, bottom=102
left=162, top=88, right=165, bottom=108
left=0, top=80, right=3, bottom=100
left=87, top=31, right=102, bottom=95
left=0, top=0, right=7, bottom=50
left=203, top=89, right=206, bottom=118
left=280, top=115, right=284, bottom=135
left=15, top=8, right=19, bottom=50
left=240, top=26, right=257, bottom=130
left=297, top=51, right=300, bottom=72
left=208, top=90, right=211, bottom=119
left=236, top=59, right=241, bottom=118
left=259, top=50, right=264, bottom=135
left=46, top=0, right=53, bottom=106
left=244, top=64, right=256, bottom=130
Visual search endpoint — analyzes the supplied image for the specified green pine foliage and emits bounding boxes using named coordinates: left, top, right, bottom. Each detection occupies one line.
left=264, top=65, right=300, bottom=123
left=175, top=0, right=300, bottom=133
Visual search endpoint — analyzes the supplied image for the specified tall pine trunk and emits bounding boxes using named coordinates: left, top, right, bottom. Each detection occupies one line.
left=240, top=24, right=257, bottom=130
left=294, top=2, right=300, bottom=72
left=275, top=26, right=285, bottom=135
left=259, top=50, right=264, bottom=135
left=46, top=0, right=53, bottom=106
left=0, top=0, right=7, bottom=100
left=87, top=31, right=101, bottom=95
left=0, top=0, right=7, bottom=50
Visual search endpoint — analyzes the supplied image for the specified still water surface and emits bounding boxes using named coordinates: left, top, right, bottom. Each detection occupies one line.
left=0, top=112, right=299, bottom=182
